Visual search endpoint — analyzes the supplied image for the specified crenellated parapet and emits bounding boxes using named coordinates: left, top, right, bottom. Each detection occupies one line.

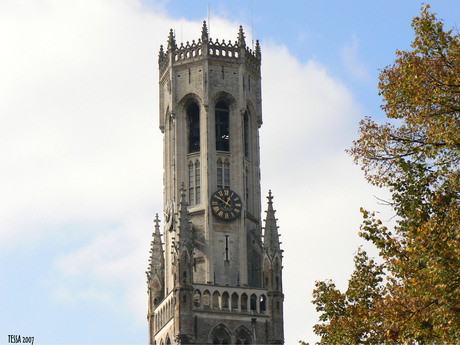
left=158, top=21, right=261, bottom=78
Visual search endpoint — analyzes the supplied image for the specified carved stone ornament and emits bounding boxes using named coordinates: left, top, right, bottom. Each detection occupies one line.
left=164, top=199, right=175, bottom=232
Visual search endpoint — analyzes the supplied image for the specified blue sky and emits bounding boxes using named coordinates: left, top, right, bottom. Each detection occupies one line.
left=1, top=1, right=459, bottom=344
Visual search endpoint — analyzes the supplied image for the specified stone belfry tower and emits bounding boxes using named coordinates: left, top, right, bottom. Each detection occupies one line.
left=147, top=22, right=284, bottom=345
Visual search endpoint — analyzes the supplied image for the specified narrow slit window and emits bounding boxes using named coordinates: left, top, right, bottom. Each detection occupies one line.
left=225, top=235, right=229, bottom=262
left=245, top=168, right=249, bottom=209
left=244, top=112, right=249, bottom=158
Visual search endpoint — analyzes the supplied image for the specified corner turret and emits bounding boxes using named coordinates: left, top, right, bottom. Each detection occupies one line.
left=147, top=214, right=165, bottom=304
left=263, top=190, right=282, bottom=258
left=262, top=190, right=285, bottom=344
left=146, top=214, right=165, bottom=344
left=172, top=184, right=195, bottom=344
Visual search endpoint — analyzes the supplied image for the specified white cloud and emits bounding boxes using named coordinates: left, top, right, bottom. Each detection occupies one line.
left=0, top=1, right=392, bottom=344
left=0, top=0, right=164, bottom=244
left=341, top=34, right=370, bottom=81
left=260, top=43, right=390, bottom=343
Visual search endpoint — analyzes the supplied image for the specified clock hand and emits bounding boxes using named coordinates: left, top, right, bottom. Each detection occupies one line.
left=215, top=196, right=231, bottom=207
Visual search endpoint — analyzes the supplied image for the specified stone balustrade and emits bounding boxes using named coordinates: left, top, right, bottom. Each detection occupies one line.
left=159, top=38, right=260, bottom=77
left=153, top=284, right=269, bottom=335
left=192, top=284, right=268, bottom=315
left=153, top=291, right=174, bottom=335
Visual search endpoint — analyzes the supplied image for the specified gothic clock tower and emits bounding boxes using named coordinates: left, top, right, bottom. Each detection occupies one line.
left=146, top=22, right=284, bottom=345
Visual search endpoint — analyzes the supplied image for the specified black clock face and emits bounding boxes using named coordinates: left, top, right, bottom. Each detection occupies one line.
left=211, top=189, right=242, bottom=220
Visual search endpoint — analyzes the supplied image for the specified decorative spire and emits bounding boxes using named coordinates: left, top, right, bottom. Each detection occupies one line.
left=148, top=213, right=165, bottom=275
left=146, top=213, right=165, bottom=309
left=158, top=44, right=165, bottom=64
left=263, top=190, right=281, bottom=258
left=238, top=25, right=246, bottom=47
left=201, top=20, right=208, bottom=42
left=167, top=28, right=177, bottom=51
left=177, top=183, right=194, bottom=255
left=255, top=40, right=261, bottom=60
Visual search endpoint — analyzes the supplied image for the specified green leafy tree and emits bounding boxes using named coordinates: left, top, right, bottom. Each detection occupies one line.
left=311, top=5, right=459, bottom=344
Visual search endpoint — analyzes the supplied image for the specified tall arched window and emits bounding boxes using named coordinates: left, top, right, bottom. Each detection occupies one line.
left=215, top=101, right=229, bottom=151
left=212, top=291, right=220, bottom=310
left=260, top=295, right=267, bottom=313
left=217, top=159, right=230, bottom=189
left=195, top=162, right=201, bottom=204
left=240, top=293, right=248, bottom=312
left=231, top=292, right=239, bottom=310
left=187, top=102, right=200, bottom=153
left=188, top=160, right=200, bottom=205
left=221, top=292, right=229, bottom=309
left=250, top=294, right=257, bottom=312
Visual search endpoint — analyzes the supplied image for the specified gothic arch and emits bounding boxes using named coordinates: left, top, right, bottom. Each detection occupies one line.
left=162, top=105, right=170, bottom=132
left=178, top=93, right=203, bottom=110
left=177, top=94, right=203, bottom=154
left=240, top=293, right=248, bottom=312
left=212, top=291, right=220, bottom=309
left=221, top=291, right=230, bottom=309
left=231, top=292, right=239, bottom=310
left=259, top=294, right=267, bottom=313
left=250, top=294, right=257, bottom=312
left=234, top=325, right=253, bottom=344
left=245, top=100, right=261, bottom=126
left=212, top=91, right=237, bottom=154
left=245, top=100, right=256, bottom=116
left=203, top=290, right=211, bottom=308
left=209, top=323, right=232, bottom=344
left=210, top=91, right=237, bottom=111
left=193, top=289, right=202, bottom=307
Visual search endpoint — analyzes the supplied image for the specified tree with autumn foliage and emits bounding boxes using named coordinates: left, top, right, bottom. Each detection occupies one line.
left=311, top=5, right=459, bottom=344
